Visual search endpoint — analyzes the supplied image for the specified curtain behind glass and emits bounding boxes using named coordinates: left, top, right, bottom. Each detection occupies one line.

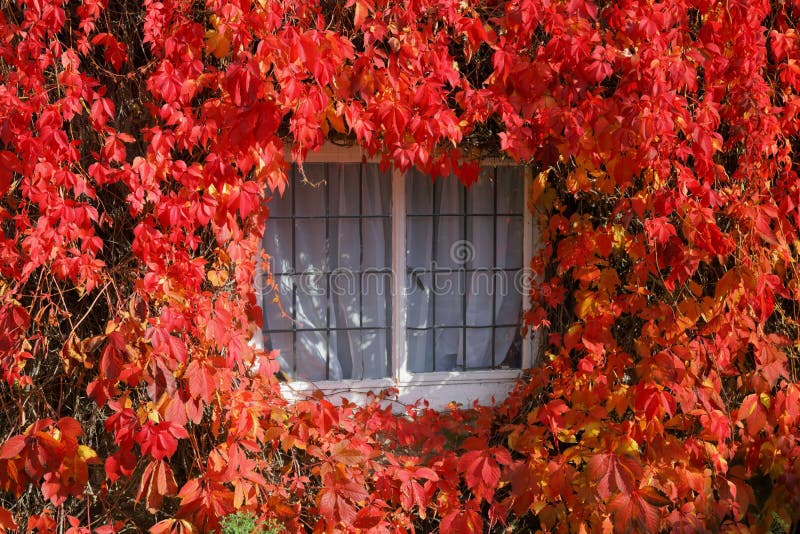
left=406, top=167, right=524, bottom=372
left=262, top=163, right=391, bottom=381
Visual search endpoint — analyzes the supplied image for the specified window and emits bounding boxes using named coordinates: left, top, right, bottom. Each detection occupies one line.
left=257, top=145, right=537, bottom=408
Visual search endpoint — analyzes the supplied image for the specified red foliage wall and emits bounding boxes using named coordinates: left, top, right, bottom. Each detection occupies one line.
left=1, top=0, right=800, bottom=532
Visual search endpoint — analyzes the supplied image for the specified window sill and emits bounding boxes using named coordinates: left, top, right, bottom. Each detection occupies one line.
left=279, top=368, right=522, bottom=410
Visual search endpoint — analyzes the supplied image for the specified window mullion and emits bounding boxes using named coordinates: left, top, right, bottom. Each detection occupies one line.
left=391, top=168, right=410, bottom=382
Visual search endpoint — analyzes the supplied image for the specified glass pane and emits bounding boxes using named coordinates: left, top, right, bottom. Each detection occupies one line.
left=328, top=329, right=351, bottom=378
left=263, top=219, right=293, bottom=274
left=294, top=164, right=327, bottom=216
left=407, top=329, right=433, bottom=372
left=491, top=270, right=516, bottom=312
left=294, top=220, right=327, bottom=272
left=434, top=327, right=461, bottom=371
left=362, top=272, right=390, bottom=328
left=406, top=216, right=432, bottom=268
left=329, top=218, right=360, bottom=270
left=496, top=286, right=522, bottom=326
left=263, top=275, right=294, bottom=331
left=497, top=215, right=523, bottom=269
left=328, top=163, right=360, bottom=217
left=331, top=330, right=363, bottom=380
left=361, top=329, right=389, bottom=379
left=466, top=216, right=494, bottom=269
left=363, top=164, right=392, bottom=216
left=268, top=184, right=292, bottom=218
left=433, top=272, right=463, bottom=326
left=465, top=272, right=493, bottom=326
left=329, top=272, right=359, bottom=329
left=407, top=169, right=433, bottom=215
left=362, top=218, right=390, bottom=269
left=495, top=326, right=522, bottom=368
left=467, top=168, right=494, bottom=214
left=293, top=273, right=327, bottom=329
left=268, top=332, right=294, bottom=372
left=435, top=177, right=464, bottom=214
left=497, top=166, right=524, bottom=214
left=435, top=216, right=465, bottom=269
left=466, top=327, right=493, bottom=368
left=295, top=330, right=329, bottom=380
left=406, top=271, right=432, bottom=328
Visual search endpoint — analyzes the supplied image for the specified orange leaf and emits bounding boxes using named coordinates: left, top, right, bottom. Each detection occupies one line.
left=137, top=461, right=178, bottom=513
left=0, top=507, right=17, bottom=533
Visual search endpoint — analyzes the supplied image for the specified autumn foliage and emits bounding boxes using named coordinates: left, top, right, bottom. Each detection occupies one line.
left=1, top=0, right=800, bottom=531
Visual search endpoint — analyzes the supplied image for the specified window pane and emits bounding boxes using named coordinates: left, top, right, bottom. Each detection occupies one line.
left=294, top=273, right=327, bottom=329
left=361, top=329, right=389, bottom=379
left=407, top=169, right=433, bottom=215
left=497, top=215, right=523, bottom=269
left=406, top=216, right=432, bottom=268
left=434, top=327, right=461, bottom=371
left=294, top=164, right=327, bottom=216
left=405, top=165, right=525, bottom=374
left=435, top=216, right=465, bottom=269
left=466, top=327, right=493, bottom=368
left=296, top=330, right=330, bottom=380
left=466, top=168, right=494, bottom=214
left=435, top=176, right=464, bottom=214
left=466, top=272, right=493, bottom=327
left=466, top=216, right=494, bottom=269
left=363, top=272, right=391, bottom=328
left=433, top=272, right=463, bottom=326
left=263, top=162, right=391, bottom=382
left=363, top=164, right=392, bottom=216
left=263, top=275, right=294, bottom=331
left=329, top=272, right=359, bottom=329
left=407, top=329, right=433, bottom=372
left=496, top=281, right=523, bottom=326
left=263, top=219, right=293, bottom=274
left=406, top=272, right=432, bottom=328
left=497, top=167, right=524, bottom=214
left=362, top=218, right=391, bottom=269
left=294, top=220, right=327, bottom=272
left=269, top=332, right=294, bottom=371
left=268, top=186, right=292, bottom=218
left=329, top=218, right=360, bottom=270
left=328, top=163, right=360, bottom=217
left=495, top=326, right=522, bottom=368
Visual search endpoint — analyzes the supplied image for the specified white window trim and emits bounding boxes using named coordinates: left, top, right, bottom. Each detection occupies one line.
left=274, top=144, right=540, bottom=410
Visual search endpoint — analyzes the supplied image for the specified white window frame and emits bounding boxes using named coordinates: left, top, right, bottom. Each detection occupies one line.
left=273, top=144, right=540, bottom=409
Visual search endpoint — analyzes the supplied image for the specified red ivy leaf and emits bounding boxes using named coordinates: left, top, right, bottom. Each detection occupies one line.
left=609, top=486, right=669, bottom=532
left=0, top=435, right=26, bottom=460
left=586, top=452, right=642, bottom=500
left=136, top=421, right=188, bottom=461
left=0, top=506, right=17, bottom=532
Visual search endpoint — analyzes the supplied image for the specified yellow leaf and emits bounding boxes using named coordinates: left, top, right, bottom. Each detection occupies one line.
left=205, top=29, right=230, bottom=58
left=77, top=445, right=100, bottom=464
left=205, top=16, right=231, bottom=58
left=207, top=269, right=228, bottom=287
left=326, top=105, right=347, bottom=134
left=615, top=436, right=640, bottom=456
left=574, top=289, right=595, bottom=319
left=531, top=170, right=548, bottom=203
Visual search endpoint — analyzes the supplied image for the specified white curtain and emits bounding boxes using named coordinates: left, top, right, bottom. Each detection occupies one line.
left=262, top=163, right=391, bottom=381
left=406, top=167, right=524, bottom=372
left=261, top=163, right=524, bottom=380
